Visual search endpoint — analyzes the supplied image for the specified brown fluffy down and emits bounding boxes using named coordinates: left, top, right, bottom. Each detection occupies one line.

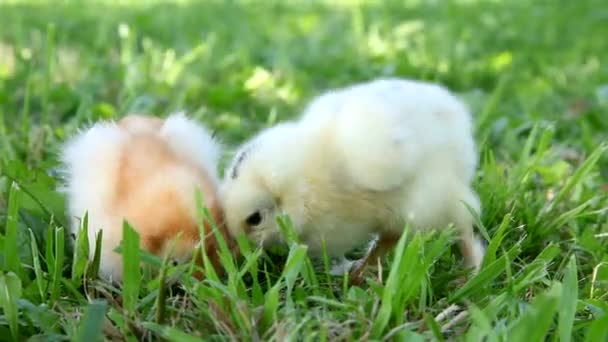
left=115, top=115, right=236, bottom=279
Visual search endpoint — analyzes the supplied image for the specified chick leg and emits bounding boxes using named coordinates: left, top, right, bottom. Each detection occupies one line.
left=459, top=232, right=485, bottom=273
left=444, top=182, right=485, bottom=273
left=329, top=235, right=381, bottom=276
left=453, top=203, right=484, bottom=273
left=349, top=232, right=401, bottom=285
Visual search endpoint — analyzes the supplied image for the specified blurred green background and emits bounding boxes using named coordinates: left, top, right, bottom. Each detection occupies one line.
left=1, top=0, right=606, bottom=160
left=0, top=0, right=607, bottom=340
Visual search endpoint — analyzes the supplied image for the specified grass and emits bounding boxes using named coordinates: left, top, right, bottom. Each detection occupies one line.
left=0, top=0, right=607, bottom=340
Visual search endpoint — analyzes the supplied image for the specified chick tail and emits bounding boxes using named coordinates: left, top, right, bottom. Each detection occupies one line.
left=451, top=186, right=485, bottom=273
left=159, top=112, right=221, bottom=181
left=60, top=121, right=128, bottom=280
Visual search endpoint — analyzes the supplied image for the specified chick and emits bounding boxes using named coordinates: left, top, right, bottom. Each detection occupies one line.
left=221, top=78, right=485, bottom=281
left=61, top=113, right=232, bottom=282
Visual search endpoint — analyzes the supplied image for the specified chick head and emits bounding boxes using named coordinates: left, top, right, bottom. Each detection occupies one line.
left=221, top=122, right=306, bottom=247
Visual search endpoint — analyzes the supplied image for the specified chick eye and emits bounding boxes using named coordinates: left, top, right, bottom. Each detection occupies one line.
left=245, top=211, right=262, bottom=226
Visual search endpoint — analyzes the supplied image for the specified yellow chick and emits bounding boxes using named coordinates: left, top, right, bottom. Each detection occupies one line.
left=61, top=113, right=232, bottom=282
left=220, top=78, right=485, bottom=281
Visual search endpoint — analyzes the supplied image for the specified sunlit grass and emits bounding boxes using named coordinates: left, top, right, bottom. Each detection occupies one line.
left=0, top=0, right=607, bottom=340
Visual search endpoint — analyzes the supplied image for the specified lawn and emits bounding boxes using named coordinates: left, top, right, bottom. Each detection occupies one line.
left=0, top=0, right=607, bottom=340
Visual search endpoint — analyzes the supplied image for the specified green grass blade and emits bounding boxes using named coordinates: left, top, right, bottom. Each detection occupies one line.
left=19, top=78, right=31, bottom=133
left=45, top=223, right=55, bottom=277
left=518, top=124, right=541, bottom=169
left=0, top=272, right=23, bottom=341
left=584, top=313, right=608, bottom=342
left=142, top=322, right=206, bottom=342
left=276, top=214, right=301, bottom=245
left=50, top=226, right=65, bottom=303
left=544, top=143, right=607, bottom=214
left=475, top=73, right=510, bottom=133
left=512, top=243, right=560, bottom=293
left=451, top=243, right=520, bottom=302
left=0, top=2, right=606, bottom=341
left=194, top=189, right=234, bottom=279
left=424, top=313, right=445, bottom=342
left=121, top=221, right=142, bottom=316
left=558, top=255, right=578, bottom=342
left=391, top=232, right=440, bottom=322
left=88, top=230, right=103, bottom=280
left=61, top=277, right=87, bottom=303
left=28, top=229, right=46, bottom=302
left=71, top=212, right=89, bottom=282
left=507, top=282, right=562, bottom=341
left=281, top=243, right=308, bottom=292
left=4, top=182, right=23, bottom=277
left=155, top=235, right=180, bottom=326
left=544, top=198, right=596, bottom=235
left=261, top=284, right=280, bottom=334
left=43, top=22, right=55, bottom=122
left=371, top=227, right=412, bottom=338
left=278, top=216, right=318, bottom=288
left=482, top=213, right=512, bottom=268
left=466, top=303, right=494, bottom=338
left=75, top=300, right=107, bottom=342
